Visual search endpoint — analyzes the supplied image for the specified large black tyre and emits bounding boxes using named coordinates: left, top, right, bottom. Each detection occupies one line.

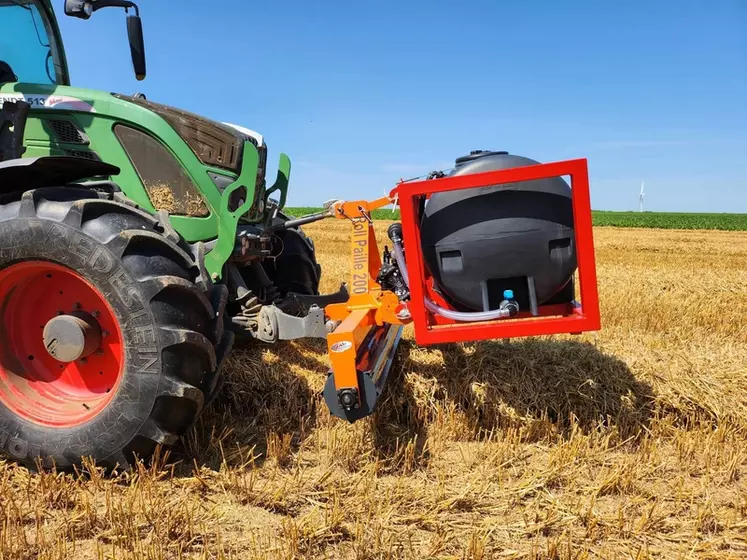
left=0, top=187, right=232, bottom=471
left=263, top=211, right=321, bottom=297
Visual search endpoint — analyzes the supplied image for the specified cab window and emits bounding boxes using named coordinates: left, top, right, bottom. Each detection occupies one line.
left=0, top=0, right=64, bottom=85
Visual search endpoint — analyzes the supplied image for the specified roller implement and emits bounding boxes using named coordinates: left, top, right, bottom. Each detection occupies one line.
left=0, top=1, right=600, bottom=470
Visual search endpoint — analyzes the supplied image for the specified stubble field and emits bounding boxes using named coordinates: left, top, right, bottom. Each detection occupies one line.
left=1, top=222, right=746, bottom=559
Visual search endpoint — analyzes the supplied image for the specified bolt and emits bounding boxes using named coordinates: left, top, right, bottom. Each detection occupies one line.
left=92, top=310, right=100, bottom=318
left=73, top=302, right=82, bottom=310
left=80, top=358, right=87, bottom=364
left=102, top=331, right=109, bottom=338
left=212, top=273, right=219, bottom=280
left=96, top=349, right=104, bottom=356
left=338, top=388, right=358, bottom=411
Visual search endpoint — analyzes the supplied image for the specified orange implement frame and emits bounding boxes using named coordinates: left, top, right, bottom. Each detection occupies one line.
left=323, top=197, right=411, bottom=420
left=320, top=157, right=600, bottom=422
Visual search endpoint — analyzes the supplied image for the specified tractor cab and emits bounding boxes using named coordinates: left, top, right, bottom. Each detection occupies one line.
left=0, top=0, right=144, bottom=87
left=0, top=0, right=69, bottom=86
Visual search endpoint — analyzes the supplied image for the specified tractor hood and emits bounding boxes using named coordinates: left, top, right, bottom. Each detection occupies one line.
left=113, top=93, right=267, bottom=181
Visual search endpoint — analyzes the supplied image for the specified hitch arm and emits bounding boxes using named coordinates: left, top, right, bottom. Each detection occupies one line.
left=267, top=208, right=333, bottom=232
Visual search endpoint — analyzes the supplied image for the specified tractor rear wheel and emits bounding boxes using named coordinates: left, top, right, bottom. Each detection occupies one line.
left=0, top=187, right=231, bottom=471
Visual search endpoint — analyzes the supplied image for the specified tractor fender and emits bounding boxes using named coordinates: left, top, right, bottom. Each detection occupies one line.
left=0, top=156, right=120, bottom=193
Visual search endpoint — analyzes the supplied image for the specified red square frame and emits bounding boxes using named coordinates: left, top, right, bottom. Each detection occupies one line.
left=391, top=158, right=601, bottom=346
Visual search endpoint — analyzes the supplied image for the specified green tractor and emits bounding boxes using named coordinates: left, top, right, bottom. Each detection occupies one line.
left=0, top=0, right=347, bottom=470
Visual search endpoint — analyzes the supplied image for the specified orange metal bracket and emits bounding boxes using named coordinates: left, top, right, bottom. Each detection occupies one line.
left=323, top=198, right=410, bottom=419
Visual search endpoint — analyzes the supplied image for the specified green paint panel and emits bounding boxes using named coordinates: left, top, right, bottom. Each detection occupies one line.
left=204, top=142, right=261, bottom=279
left=265, top=153, right=291, bottom=210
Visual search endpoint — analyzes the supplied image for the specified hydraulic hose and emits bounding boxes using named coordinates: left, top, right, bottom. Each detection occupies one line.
left=388, top=224, right=410, bottom=287
left=387, top=223, right=515, bottom=322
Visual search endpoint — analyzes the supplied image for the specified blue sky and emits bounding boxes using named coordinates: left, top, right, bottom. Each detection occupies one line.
left=57, top=0, right=746, bottom=212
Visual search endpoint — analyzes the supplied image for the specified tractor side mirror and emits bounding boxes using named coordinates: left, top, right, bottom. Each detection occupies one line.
left=126, top=15, right=146, bottom=81
left=64, top=0, right=146, bottom=81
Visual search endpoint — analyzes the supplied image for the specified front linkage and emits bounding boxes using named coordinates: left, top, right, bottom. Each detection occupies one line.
left=203, top=140, right=349, bottom=345
left=200, top=143, right=412, bottom=421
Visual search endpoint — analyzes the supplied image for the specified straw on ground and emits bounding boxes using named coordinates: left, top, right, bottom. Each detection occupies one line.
left=1, top=223, right=745, bottom=559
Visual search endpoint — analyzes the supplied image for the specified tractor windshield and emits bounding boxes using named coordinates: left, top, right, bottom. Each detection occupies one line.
left=0, top=0, right=65, bottom=85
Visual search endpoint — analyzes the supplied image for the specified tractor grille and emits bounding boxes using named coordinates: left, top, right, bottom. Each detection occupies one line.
left=42, top=117, right=98, bottom=161
left=65, top=149, right=100, bottom=161
left=48, top=119, right=86, bottom=144
left=258, top=144, right=267, bottom=186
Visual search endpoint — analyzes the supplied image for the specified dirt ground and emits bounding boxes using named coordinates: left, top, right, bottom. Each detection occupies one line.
left=1, top=223, right=746, bottom=559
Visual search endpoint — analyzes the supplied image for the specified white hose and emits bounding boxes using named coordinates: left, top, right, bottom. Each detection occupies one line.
left=391, top=238, right=513, bottom=322
left=423, top=295, right=512, bottom=321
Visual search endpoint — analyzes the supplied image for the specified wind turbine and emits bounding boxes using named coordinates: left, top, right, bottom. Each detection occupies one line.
left=639, top=180, right=645, bottom=212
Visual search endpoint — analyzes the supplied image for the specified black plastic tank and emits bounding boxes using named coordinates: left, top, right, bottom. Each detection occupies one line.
left=419, top=150, right=577, bottom=314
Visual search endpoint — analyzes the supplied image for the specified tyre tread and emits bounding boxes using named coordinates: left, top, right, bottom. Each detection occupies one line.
left=0, top=187, right=232, bottom=471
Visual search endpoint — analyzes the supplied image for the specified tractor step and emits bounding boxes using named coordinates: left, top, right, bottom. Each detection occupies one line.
left=0, top=100, right=29, bottom=162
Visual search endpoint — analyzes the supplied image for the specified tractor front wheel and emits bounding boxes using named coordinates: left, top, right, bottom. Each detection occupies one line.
left=264, top=212, right=322, bottom=297
left=0, top=187, right=230, bottom=471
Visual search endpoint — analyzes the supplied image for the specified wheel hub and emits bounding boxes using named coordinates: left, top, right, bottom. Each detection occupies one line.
left=43, top=312, right=102, bottom=363
left=0, top=261, right=124, bottom=427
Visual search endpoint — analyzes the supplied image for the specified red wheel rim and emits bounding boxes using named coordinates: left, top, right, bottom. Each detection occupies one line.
left=0, top=261, right=124, bottom=428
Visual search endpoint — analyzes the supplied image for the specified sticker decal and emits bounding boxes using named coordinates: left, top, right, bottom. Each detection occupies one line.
left=330, top=341, right=353, bottom=353
left=0, top=93, right=96, bottom=113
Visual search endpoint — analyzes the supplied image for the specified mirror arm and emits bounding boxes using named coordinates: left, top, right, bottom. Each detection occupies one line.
left=91, top=1, right=139, bottom=17
left=65, top=0, right=145, bottom=80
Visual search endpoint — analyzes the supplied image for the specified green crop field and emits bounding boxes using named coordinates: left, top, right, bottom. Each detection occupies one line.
left=285, top=207, right=747, bottom=231
left=591, top=211, right=747, bottom=230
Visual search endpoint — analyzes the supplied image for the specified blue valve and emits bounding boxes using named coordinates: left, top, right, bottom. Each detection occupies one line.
left=499, top=288, right=520, bottom=316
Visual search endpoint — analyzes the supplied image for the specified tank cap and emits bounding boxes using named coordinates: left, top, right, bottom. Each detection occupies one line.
left=455, top=150, right=509, bottom=166
left=503, top=289, right=514, bottom=300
